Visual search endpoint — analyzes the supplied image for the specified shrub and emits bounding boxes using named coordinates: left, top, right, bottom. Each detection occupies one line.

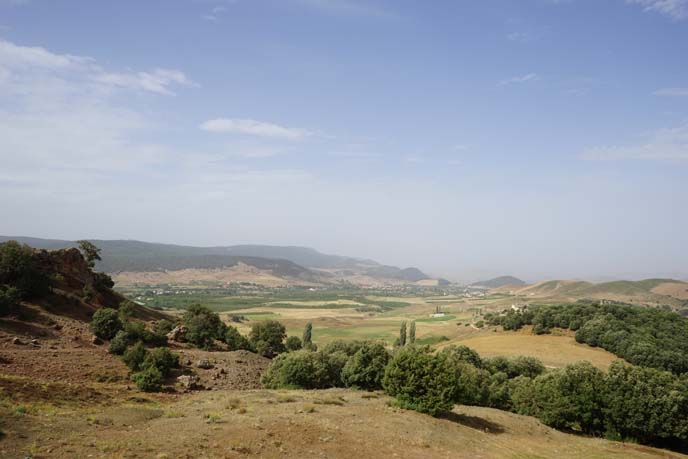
left=122, top=342, right=148, bottom=371
left=108, top=330, right=129, bottom=355
left=262, top=350, right=335, bottom=389
left=341, top=342, right=390, bottom=390
left=286, top=336, right=303, bottom=352
left=382, top=346, right=460, bottom=416
left=118, top=300, right=136, bottom=319
left=93, top=272, right=114, bottom=290
left=224, top=325, right=251, bottom=351
left=0, top=285, right=20, bottom=317
left=132, top=366, right=164, bottom=392
left=123, top=321, right=166, bottom=346
left=249, top=320, right=286, bottom=358
left=82, top=285, right=96, bottom=301
left=153, top=319, right=175, bottom=337
left=183, top=304, right=226, bottom=349
left=440, top=345, right=483, bottom=368
left=302, top=322, right=313, bottom=348
left=90, top=308, right=123, bottom=340
left=142, top=347, right=179, bottom=377
left=321, top=340, right=365, bottom=357
left=0, top=241, right=49, bottom=299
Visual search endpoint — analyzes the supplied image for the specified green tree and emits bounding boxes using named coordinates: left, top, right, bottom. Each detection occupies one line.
left=122, top=342, right=148, bottom=371
left=261, top=349, right=341, bottom=389
left=224, top=325, right=251, bottom=351
left=382, top=346, right=460, bottom=416
left=118, top=300, right=136, bottom=319
left=341, top=342, right=390, bottom=390
left=90, top=308, right=123, bottom=340
left=131, top=366, right=164, bottom=392
left=0, top=241, right=49, bottom=299
left=399, top=321, right=407, bottom=347
left=249, top=320, right=286, bottom=358
left=409, top=321, right=416, bottom=344
left=440, top=345, right=483, bottom=368
left=76, top=240, right=102, bottom=268
left=302, top=322, right=314, bottom=349
left=182, top=304, right=227, bottom=349
left=0, top=285, right=20, bottom=317
left=142, top=347, right=179, bottom=377
left=286, top=336, right=303, bottom=352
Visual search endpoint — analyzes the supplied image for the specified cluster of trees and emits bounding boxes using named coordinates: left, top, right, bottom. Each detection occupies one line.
left=394, top=320, right=416, bottom=347
left=485, top=301, right=688, bottom=374
left=0, top=241, right=50, bottom=316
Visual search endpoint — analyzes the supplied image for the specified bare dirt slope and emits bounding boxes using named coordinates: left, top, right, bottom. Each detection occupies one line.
left=1, top=387, right=684, bottom=459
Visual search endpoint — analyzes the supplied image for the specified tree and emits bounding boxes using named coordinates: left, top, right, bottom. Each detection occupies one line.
left=440, top=345, right=482, bottom=368
left=76, top=240, right=102, bottom=268
left=249, top=320, right=286, bottom=358
left=399, top=321, right=407, bottom=347
left=0, top=241, right=49, bottom=299
left=122, top=342, right=148, bottom=371
left=0, top=285, right=20, bottom=317
left=409, top=321, right=416, bottom=344
left=286, top=336, right=303, bottom=351
left=142, top=347, right=179, bottom=377
left=118, top=300, right=136, bottom=319
left=90, top=308, right=123, bottom=340
left=341, top=342, right=390, bottom=390
left=382, top=346, right=460, bottom=416
left=261, top=350, right=341, bottom=389
left=132, top=366, right=164, bottom=392
left=182, top=304, right=226, bottom=349
left=224, top=325, right=251, bottom=351
left=302, top=322, right=314, bottom=349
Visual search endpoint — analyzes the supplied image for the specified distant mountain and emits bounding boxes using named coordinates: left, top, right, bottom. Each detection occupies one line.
left=0, top=236, right=432, bottom=284
left=472, top=276, right=526, bottom=289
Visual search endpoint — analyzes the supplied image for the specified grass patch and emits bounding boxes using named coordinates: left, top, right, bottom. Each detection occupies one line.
left=415, top=335, right=450, bottom=346
left=415, top=315, right=457, bottom=323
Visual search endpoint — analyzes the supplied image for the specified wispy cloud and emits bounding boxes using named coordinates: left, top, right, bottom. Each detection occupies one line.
left=627, top=0, right=688, bottom=20
left=653, top=87, right=688, bottom=97
left=294, top=0, right=393, bottom=18
left=581, top=122, right=688, bottom=161
left=498, top=73, right=541, bottom=87
left=200, top=118, right=312, bottom=140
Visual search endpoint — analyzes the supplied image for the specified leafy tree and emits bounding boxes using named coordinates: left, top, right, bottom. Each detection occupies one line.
left=92, top=272, right=114, bottom=290
left=399, top=321, right=407, bottom=347
left=0, top=285, right=20, bottom=317
left=153, top=319, right=174, bottom=337
left=0, top=241, right=49, bottom=299
left=142, top=347, right=179, bottom=377
left=224, top=325, right=252, bottom=351
left=440, top=345, right=483, bottom=368
left=409, top=321, right=416, bottom=344
left=122, top=342, right=148, bottom=371
left=302, top=322, right=314, bottom=350
left=76, top=240, right=101, bottom=268
left=286, top=336, right=303, bottom=352
left=182, top=304, right=227, bottom=349
left=108, top=330, right=129, bottom=355
left=321, top=340, right=365, bottom=357
left=341, top=342, right=390, bottom=390
left=512, top=362, right=607, bottom=434
left=89, top=308, right=123, bottom=340
left=249, top=320, right=286, bottom=358
left=262, top=349, right=341, bottom=389
left=118, top=300, right=136, bottom=319
left=382, top=346, right=460, bottom=416
left=131, top=366, right=164, bottom=392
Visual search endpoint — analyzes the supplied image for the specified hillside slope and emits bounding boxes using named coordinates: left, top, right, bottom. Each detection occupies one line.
left=472, top=275, right=526, bottom=288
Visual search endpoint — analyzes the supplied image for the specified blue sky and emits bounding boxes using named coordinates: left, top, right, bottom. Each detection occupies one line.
left=1, top=0, right=687, bottom=281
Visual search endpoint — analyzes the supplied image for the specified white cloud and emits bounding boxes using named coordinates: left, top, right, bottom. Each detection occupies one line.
left=200, top=118, right=312, bottom=140
left=498, top=73, right=541, bottom=86
left=0, top=39, right=195, bottom=95
left=581, top=122, right=688, bottom=161
left=627, top=0, right=688, bottom=20
left=653, top=87, right=688, bottom=97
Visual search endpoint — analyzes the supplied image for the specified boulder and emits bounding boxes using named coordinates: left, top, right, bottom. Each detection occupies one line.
left=91, top=335, right=103, bottom=345
left=11, top=337, right=25, bottom=345
left=196, top=359, right=214, bottom=369
left=167, top=326, right=188, bottom=342
left=177, top=375, right=203, bottom=391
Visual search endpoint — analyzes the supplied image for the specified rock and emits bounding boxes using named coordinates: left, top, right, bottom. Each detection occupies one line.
left=12, top=337, right=25, bottom=345
left=166, top=326, right=188, bottom=342
left=52, top=323, right=63, bottom=330
left=30, top=339, right=39, bottom=345
left=177, top=375, right=203, bottom=391
left=91, top=336, right=103, bottom=345
left=196, top=359, right=214, bottom=369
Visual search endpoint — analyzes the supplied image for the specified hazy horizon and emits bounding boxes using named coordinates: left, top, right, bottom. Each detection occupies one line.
left=2, top=0, right=687, bottom=282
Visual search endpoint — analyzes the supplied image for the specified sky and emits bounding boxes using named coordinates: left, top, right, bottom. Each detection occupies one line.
left=1, top=0, right=687, bottom=282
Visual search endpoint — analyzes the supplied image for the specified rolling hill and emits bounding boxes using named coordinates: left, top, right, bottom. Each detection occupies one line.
left=471, top=276, right=526, bottom=289
left=0, top=237, right=433, bottom=286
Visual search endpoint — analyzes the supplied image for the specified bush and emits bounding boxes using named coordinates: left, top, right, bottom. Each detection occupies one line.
left=249, top=320, right=286, bottom=358
left=285, top=336, right=303, bottom=351
left=0, top=241, right=49, bottom=299
left=321, top=340, right=365, bottom=357
left=153, top=319, right=175, bottom=337
left=0, top=285, right=20, bottom=317
left=131, top=366, right=164, bottom=392
left=262, top=350, right=339, bottom=389
left=341, top=342, right=390, bottom=390
left=440, top=345, right=483, bottom=368
left=122, top=342, right=148, bottom=371
left=118, top=300, right=136, bottom=319
left=90, top=308, right=123, bottom=340
left=382, top=346, right=460, bottom=416
left=123, top=321, right=166, bottom=346
left=512, top=362, right=607, bottom=434
left=108, top=330, right=129, bottom=355
left=142, top=347, right=179, bottom=377
left=93, top=272, right=114, bottom=290
left=183, top=304, right=226, bottom=349
left=224, top=325, right=251, bottom=351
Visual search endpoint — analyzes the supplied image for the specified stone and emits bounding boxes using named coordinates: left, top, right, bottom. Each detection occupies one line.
left=177, top=375, right=203, bottom=391
left=166, top=326, right=188, bottom=342
left=11, top=337, right=25, bottom=345
left=196, top=359, right=214, bottom=369
left=91, top=335, right=103, bottom=345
